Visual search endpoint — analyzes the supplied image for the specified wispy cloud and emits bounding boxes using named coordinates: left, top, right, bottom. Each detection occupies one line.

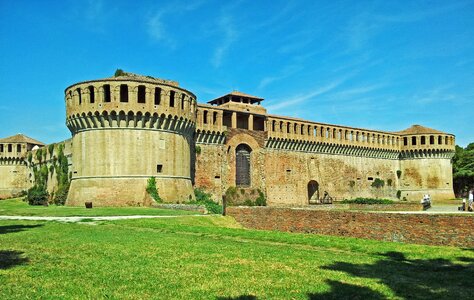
left=211, top=14, right=238, bottom=68
left=267, top=77, right=347, bottom=112
left=147, top=1, right=206, bottom=47
left=258, top=64, right=302, bottom=89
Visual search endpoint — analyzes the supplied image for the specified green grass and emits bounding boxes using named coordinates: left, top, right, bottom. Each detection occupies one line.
left=0, top=198, right=199, bottom=217
left=1, top=216, right=473, bottom=299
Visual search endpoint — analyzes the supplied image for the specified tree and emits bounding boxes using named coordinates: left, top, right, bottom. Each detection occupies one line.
left=452, top=143, right=474, bottom=197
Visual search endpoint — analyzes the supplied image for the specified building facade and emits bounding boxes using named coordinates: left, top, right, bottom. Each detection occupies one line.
left=0, top=73, right=456, bottom=205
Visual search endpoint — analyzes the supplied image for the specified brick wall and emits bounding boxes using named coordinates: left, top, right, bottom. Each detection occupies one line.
left=227, top=207, right=474, bottom=247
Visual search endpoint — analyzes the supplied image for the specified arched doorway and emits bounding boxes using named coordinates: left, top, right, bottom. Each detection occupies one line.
left=236, top=144, right=252, bottom=186
left=308, top=180, right=319, bottom=204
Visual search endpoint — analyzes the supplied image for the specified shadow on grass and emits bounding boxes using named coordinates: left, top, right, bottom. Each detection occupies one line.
left=308, top=280, right=384, bottom=299
left=0, top=250, right=29, bottom=269
left=0, top=224, right=43, bottom=235
left=217, top=295, right=257, bottom=300
left=313, top=251, right=474, bottom=299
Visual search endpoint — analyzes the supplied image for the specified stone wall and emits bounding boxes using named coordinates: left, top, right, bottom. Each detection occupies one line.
left=227, top=207, right=474, bottom=247
left=0, top=162, right=28, bottom=199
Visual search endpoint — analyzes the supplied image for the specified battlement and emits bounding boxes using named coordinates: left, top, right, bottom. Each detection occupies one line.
left=65, top=75, right=196, bottom=136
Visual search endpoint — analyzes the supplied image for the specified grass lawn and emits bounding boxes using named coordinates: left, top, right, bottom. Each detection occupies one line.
left=1, top=216, right=473, bottom=299
left=0, top=198, right=199, bottom=217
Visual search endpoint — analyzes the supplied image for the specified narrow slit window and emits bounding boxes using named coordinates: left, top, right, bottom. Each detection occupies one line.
left=181, top=94, right=185, bottom=109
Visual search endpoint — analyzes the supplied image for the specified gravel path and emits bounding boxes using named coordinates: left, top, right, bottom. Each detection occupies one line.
left=0, top=214, right=212, bottom=223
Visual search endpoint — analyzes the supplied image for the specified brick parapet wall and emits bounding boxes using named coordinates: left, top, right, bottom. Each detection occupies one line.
left=336, top=203, right=423, bottom=211
left=227, top=207, right=474, bottom=247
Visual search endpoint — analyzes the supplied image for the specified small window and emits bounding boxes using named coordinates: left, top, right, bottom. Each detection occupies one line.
left=438, top=136, right=442, bottom=144
left=154, top=87, right=161, bottom=105
left=181, top=94, right=185, bottom=109
left=103, top=85, right=111, bottom=102
left=412, top=136, right=417, bottom=146
left=120, top=85, right=129, bottom=102
left=17, top=144, right=21, bottom=152
left=368, top=177, right=373, bottom=181
left=169, top=91, right=175, bottom=107
left=137, top=85, right=146, bottom=103
left=430, top=136, right=434, bottom=144
left=403, top=137, right=408, bottom=146
left=0, top=144, right=3, bottom=152
left=213, top=112, right=218, bottom=125
left=88, top=86, right=95, bottom=103
left=203, top=111, right=208, bottom=124
left=421, top=136, right=426, bottom=145
left=77, top=88, right=82, bottom=104
left=8, top=144, right=12, bottom=152
left=157, top=164, right=163, bottom=173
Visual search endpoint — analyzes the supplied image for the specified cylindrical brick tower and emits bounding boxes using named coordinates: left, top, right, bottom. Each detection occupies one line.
left=64, top=73, right=196, bottom=206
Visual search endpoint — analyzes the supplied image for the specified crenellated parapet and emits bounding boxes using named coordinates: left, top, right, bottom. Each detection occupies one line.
left=65, top=74, right=197, bottom=137
left=266, top=115, right=400, bottom=153
left=396, top=125, right=455, bottom=153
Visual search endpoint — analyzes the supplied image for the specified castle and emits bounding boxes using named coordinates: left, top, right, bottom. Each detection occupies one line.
left=0, top=73, right=456, bottom=206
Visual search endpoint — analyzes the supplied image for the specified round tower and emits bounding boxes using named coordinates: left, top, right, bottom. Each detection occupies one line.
left=397, top=125, right=455, bottom=201
left=64, top=73, right=196, bottom=206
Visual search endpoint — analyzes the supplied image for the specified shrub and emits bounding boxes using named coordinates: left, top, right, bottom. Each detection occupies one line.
left=371, top=178, right=385, bottom=188
left=341, top=198, right=394, bottom=205
left=396, top=190, right=401, bottom=199
left=146, top=177, right=162, bottom=203
left=349, top=180, right=356, bottom=188
left=53, top=183, right=70, bottom=206
left=195, top=145, right=201, bottom=154
left=48, top=144, right=55, bottom=158
left=255, top=189, right=266, bottom=206
left=114, top=69, right=125, bottom=77
left=36, top=148, right=42, bottom=163
left=387, top=179, right=392, bottom=186
left=26, top=185, right=49, bottom=206
left=396, top=170, right=402, bottom=179
left=193, top=188, right=222, bottom=214
left=27, top=152, right=33, bottom=164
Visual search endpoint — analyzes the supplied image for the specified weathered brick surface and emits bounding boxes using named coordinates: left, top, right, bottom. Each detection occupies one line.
left=227, top=207, right=474, bottom=247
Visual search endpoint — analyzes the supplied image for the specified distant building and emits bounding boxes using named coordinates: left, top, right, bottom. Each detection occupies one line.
left=0, top=73, right=456, bottom=205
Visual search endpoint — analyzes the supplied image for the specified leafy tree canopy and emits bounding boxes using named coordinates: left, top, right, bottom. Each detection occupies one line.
left=453, top=143, right=474, bottom=196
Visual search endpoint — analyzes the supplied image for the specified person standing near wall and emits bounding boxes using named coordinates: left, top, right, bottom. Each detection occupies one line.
left=469, top=190, right=474, bottom=212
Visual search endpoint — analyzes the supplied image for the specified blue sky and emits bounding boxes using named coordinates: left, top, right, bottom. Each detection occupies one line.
left=0, top=0, right=473, bottom=146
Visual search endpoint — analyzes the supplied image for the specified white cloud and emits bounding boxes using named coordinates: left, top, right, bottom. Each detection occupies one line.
left=211, top=14, right=238, bottom=68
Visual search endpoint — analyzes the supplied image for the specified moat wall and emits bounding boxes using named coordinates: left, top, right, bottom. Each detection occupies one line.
left=227, top=206, right=474, bottom=247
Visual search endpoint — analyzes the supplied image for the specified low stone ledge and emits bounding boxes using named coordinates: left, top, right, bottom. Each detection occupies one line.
left=226, top=206, right=474, bottom=247
left=153, top=203, right=207, bottom=214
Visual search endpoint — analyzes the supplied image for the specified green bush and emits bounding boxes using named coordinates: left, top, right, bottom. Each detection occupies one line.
left=48, top=144, right=55, bottom=158
left=192, top=188, right=222, bottom=214
left=397, top=170, right=402, bottom=179
left=371, top=178, right=385, bottom=188
left=53, top=183, right=69, bottom=205
left=341, top=198, right=394, bottom=205
left=114, top=69, right=125, bottom=77
left=146, top=177, right=162, bottom=203
left=396, top=190, right=401, bottom=199
left=195, top=145, right=201, bottom=154
left=26, top=185, right=49, bottom=206
left=387, top=179, right=392, bottom=186
left=255, top=189, right=266, bottom=206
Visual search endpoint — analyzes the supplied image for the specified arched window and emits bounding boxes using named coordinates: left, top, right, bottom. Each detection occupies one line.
left=430, top=135, right=434, bottom=144
left=236, top=144, right=252, bottom=186
left=438, top=136, right=442, bottom=145
left=137, top=85, right=146, bottom=103
left=181, top=94, right=185, bottom=109
left=421, top=136, right=426, bottom=145
left=272, top=120, right=276, bottom=132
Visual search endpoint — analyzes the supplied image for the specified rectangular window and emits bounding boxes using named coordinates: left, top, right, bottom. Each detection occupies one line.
left=17, top=144, right=21, bottom=152
left=154, top=87, right=161, bottom=105
left=404, top=137, right=408, bottom=146
left=89, top=86, right=95, bottom=103
left=137, top=85, right=146, bottom=103
left=120, top=84, right=128, bottom=102
left=412, top=136, right=417, bottom=146
left=169, top=91, right=175, bottom=107
left=157, top=164, right=163, bottom=173
left=77, top=88, right=82, bottom=104
left=8, top=144, right=12, bottom=152
left=103, top=85, right=111, bottom=102
left=0, top=144, right=3, bottom=152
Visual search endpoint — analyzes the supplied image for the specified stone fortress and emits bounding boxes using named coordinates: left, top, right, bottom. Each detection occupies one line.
left=0, top=73, right=456, bottom=206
